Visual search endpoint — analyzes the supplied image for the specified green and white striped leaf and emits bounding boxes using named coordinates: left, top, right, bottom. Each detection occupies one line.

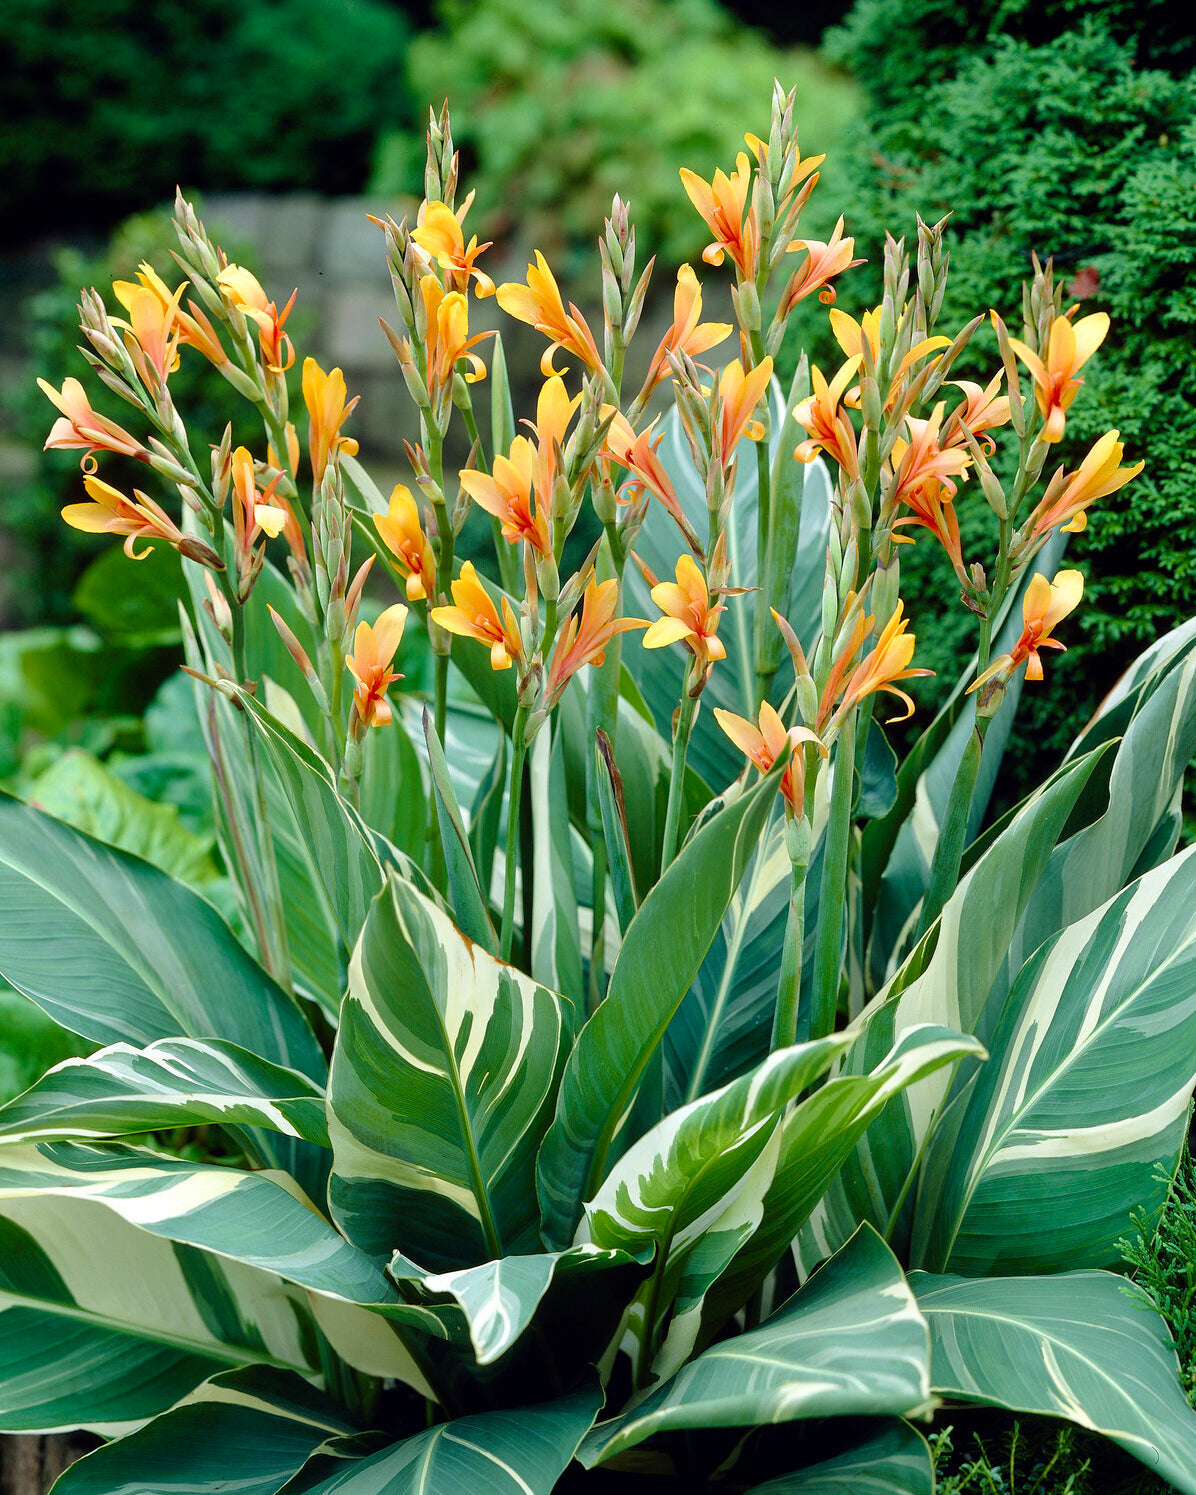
left=328, top=874, right=570, bottom=1269
left=0, top=793, right=324, bottom=1084
left=294, top=1387, right=602, bottom=1495
left=713, top=1025, right=982, bottom=1331
left=912, top=1270, right=1196, bottom=1495
left=51, top=1366, right=358, bottom=1495
left=578, top=1225, right=931, bottom=1467
left=989, top=621, right=1196, bottom=1012
left=799, top=744, right=1107, bottom=1264
left=0, top=1193, right=319, bottom=1433
left=529, top=723, right=584, bottom=1008
left=913, top=844, right=1196, bottom=1275
left=747, top=1419, right=933, bottom=1493
left=388, top=1244, right=638, bottom=1367
left=358, top=711, right=428, bottom=865
left=536, top=763, right=782, bottom=1250
left=621, top=389, right=834, bottom=790
left=0, top=1038, right=329, bottom=1149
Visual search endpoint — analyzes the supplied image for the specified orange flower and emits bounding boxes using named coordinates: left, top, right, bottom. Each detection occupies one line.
left=638, top=264, right=731, bottom=395
left=113, top=263, right=228, bottom=368
left=460, top=436, right=552, bottom=557
left=40, top=377, right=150, bottom=469
left=217, top=264, right=297, bottom=374
left=411, top=199, right=495, bottom=297
left=823, top=603, right=930, bottom=727
left=1027, top=429, right=1143, bottom=540
left=420, top=274, right=490, bottom=402
left=715, top=357, right=773, bottom=467
left=230, top=446, right=289, bottom=591
left=828, top=306, right=949, bottom=406
left=603, top=408, right=702, bottom=553
left=346, top=604, right=408, bottom=729
left=302, top=358, right=360, bottom=485
left=792, top=358, right=861, bottom=479
left=714, top=701, right=824, bottom=817
left=62, top=474, right=187, bottom=561
left=892, top=477, right=966, bottom=578
left=943, top=375, right=1011, bottom=453
left=777, top=217, right=863, bottom=312
left=496, top=252, right=604, bottom=377
left=642, top=554, right=727, bottom=678
left=679, top=153, right=759, bottom=280
left=1008, top=311, right=1108, bottom=443
left=970, top=570, right=1083, bottom=691
left=431, top=562, right=524, bottom=671
left=112, top=280, right=187, bottom=387
left=888, top=404, right=971, bottom=512
left=545, top=577, right=647, bottom=706
left=375, top=484, right=436, bottom=601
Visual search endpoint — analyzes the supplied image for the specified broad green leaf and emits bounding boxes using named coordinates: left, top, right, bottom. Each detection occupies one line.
left=621, top=390, right=834, bottom=789
left=51, top=1366, right=357, bottom=1495
left=328, top=874, right=569, bottom=1269
left=594, top=729, right=639, bottom=936
left=0, top=1142, right=397, bottom=1310
left=72, top=541, right=185, bottom=647
left=529, top=724, right=583, bottom=1007
left=468, top=731, right=506, bottom=902
left=578, top=1225, right=931, bottom=1467
left=0, top=1193, right=320, bottom=1433
left=912, top=1270, right=1196, bottom=1495
left=0, top=793, right=324, bottom=1083
left=26, top=749, right=219, bottom=889
left=388, top=1244, right=637, bottom=1367
left=0, top=984, right=89, bottom=1107
left=803, top=744, right=1108, bottom=1262
left=423, top=709, right=499, bottom=954
left=358, top=712, right=427, bottom=863
left=0, top=1038, right=329, bottom=1149
left=537, top=764, right=781, bottom=1250
left=747, top=1419, right=933, bottom=1493
left=715, top=1025, right=983, bottom=1330
left=294, top=1387, right=602, bottom=1495
left=913, top=844, right=1196, bottom=1274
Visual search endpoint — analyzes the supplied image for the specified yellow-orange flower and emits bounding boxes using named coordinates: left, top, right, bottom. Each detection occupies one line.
left=638, top=264, right=732, bottom=395
left=715, top=357, right=773, bottom=467
left=1028, top=429, right=1143, bottom=540
left=218, top=264, right=296, bottom=374
left=545, top=577, right=647, bottom=706
left=460, top=436, right=552, bottom=557
left=62, top=474, right=187, bottom=561
left=892, top=477, right=966, bottom=578
left=431, top=562, right=524, bottom=671
left=40, top=377, right=149, bottom=468
left=792, top=358, right=861, bottom=478
left=346, top=604, right=408, bottom=729
left=943, top=374, right=1011, bottom=453
left=113, top=263, right=228, bottom=368
left=828, top=305, right=949, bottom=407
left=302, top=358, right=359, bottom=485
left=642, top=554, right=727, bottom=678
left=714, top=701, right=823, bottom=817
left=496, top=252, right=604, bottom=377
left=777, top=217, right=863, bottom=312
left=679, top=153, right=759, bottom=280
left=603, top=408, right=701, bottom=552
left=230, top=447, right=289, bottom=587
left=1008, top=311, right=1108, bottom=443
left=970, top=570, right=1083, bottom=691
left=822, top=603, right=930, bottom=727
left=420, top=274, right=490, bottom=401
left=411, top=199, right=495, bottom=297
left=888, top=404, right=971, bottom=512
left=375, top=484, right=436, bottom=601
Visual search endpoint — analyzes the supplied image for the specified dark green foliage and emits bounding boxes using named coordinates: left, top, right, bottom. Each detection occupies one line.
left=0, top=0, right=415, bottom=241
left=1123, top=1150, right=1196, bottom=1408
left=818, top=9, right=1196, bottom=798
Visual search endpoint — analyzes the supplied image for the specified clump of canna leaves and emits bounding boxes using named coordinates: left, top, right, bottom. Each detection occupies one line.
left=3, top=88, right=1196, bottom=1494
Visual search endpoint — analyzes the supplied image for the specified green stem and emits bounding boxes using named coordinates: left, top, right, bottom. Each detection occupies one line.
left=660, top=688, right=699, bottom=875
left=500, top=709, right=528, bottom=962
left=806, top=710, right=856, bottom=1042
left=771, top=837, right=811, bottom=1051
left=915, top=725, right=984, bottom=941
left=585, top=534, right=625, bottom=1013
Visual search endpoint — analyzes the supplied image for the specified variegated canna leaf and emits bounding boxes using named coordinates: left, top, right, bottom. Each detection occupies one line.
left=913, top=844, right=1196, bottom=1275
left=328, top=873, right=570, bottom=1269
left=913, top=1270, right=1196, bottom=1495
left=529, top=723, right=584, bottom=1007
left=0, top=1038, right=329, bottom=1149
left=0, top=1193, right=322, bottom=1433
left=579, top=1225, right=931, bottom=1467
left=50, top=1366, right=359, bottom=1495
left=746, top=1419, right=933, bottom=1493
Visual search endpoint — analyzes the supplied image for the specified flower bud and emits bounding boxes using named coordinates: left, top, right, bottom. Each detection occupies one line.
left=784, top=813, right=812, bottom=868
left=536, top=552, right=560, bottom=603
left=734, top=280, right=762, bottom=334
left=593, top=472, right=618, bottom=526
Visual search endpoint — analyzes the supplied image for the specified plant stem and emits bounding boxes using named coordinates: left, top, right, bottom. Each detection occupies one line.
left=660, top=688, right=699, bottom=874
left=916, top=724, right=983, bottom=941
left=500, top=709, right=528, bottom=961
left=806, top=710, right=856, bottom=1042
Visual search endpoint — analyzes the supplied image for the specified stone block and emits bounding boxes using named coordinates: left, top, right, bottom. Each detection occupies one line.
left=256, top=194, right=323, bottom=277
left=320, top=199, right=398, bottom=287
left=324, top=288, right=399, bottom=374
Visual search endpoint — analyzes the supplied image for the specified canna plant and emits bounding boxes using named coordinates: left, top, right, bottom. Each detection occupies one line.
left=2, top=87, right=1196, bottom=1492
